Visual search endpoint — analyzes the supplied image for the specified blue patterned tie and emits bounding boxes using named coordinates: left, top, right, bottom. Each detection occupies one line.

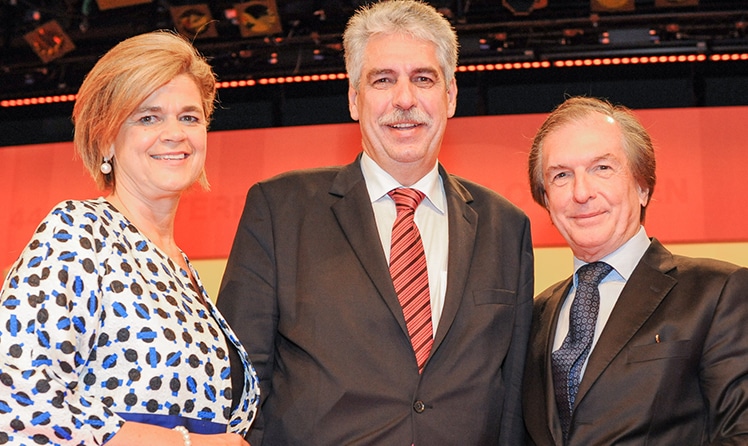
left=551, top=261, right=613, bottom=441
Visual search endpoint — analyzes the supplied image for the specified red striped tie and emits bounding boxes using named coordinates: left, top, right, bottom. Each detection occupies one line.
left=388, top=188, right=433, bottom=373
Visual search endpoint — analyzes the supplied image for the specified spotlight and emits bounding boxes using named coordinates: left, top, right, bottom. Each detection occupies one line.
left=502, top=0, right=547, bottom=16
left=95, top=0, right=150, bottom=10
left=591, top=0, right=635, bottom=12
left=23, top=20, right=75, bottom=64
left=234, top=1, right=282, bottom=38
left=170, top=4, right=218, bottom=39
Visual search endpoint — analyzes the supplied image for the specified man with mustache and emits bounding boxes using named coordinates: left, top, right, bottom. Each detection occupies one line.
left=217, top=1, right=534, bottom=444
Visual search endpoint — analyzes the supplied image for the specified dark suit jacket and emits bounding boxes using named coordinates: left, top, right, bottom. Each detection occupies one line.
left=217, top=157, right=534, bottom=445
left=523, top=239, right=748, bottom=445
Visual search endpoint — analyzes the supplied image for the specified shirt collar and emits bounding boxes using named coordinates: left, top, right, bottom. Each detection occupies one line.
left=360, top=152, right=446, bottom=214
left=573, top=226, right=651, bottom=285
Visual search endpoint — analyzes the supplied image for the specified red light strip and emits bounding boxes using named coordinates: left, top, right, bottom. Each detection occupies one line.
left=3, top=53, right=747, bottom=108
left=710, top=53, right=748, bottom=62
left=1, top=94, right=77, bottom=108
left=215, top=72, right=349, bottom=89
left=457, top=61, right=552, bottom=71
left=552, top=53, right=708, bottom=67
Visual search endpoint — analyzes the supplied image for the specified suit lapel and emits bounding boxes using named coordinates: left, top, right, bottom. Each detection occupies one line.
left=575, top=240, right=677, bottom=405
left=329, top=162, right=483, bottom=361
left=432, top=168, right=477, bottom=349
left=539, top=279, right=574, bottom=445
left=329, top=158, right=410, bottom=337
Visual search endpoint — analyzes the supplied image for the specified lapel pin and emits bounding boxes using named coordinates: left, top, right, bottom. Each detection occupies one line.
left=655, top=334, right=661, bottom=343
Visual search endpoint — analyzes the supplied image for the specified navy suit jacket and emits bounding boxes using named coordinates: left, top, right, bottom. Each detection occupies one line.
left=218, top=157, right=534, bottom=445
left=523, top=239, right=748, bottom=445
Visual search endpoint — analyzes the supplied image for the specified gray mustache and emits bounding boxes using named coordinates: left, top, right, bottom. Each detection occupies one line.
left=378, top=108, right=433, bottom=127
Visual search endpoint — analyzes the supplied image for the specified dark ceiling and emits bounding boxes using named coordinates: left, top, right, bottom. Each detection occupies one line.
left=1, top=0, right=747, bottom=100
left=1, top=1, right=747, bottom=147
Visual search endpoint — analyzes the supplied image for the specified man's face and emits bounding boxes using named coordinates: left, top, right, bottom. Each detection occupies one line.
left=542, top=113, right=649, bottom=262
left=348, top=32, right=457, bottom=186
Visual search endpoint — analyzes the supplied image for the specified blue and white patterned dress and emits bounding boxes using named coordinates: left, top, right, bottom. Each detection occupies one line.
left=0, top=198, right=259, bottom=445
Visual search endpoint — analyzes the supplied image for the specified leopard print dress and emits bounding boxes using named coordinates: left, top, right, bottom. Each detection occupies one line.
left=0, top=198, right=259, bottom=445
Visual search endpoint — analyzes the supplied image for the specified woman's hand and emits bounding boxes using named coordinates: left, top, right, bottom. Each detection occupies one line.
left=105, top=422, right=250, bottom=446
left=190, top=432, right=250, bottom=446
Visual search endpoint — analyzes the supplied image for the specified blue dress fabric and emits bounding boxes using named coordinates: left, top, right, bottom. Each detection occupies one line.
left=0, top=198, right=259, bottom=445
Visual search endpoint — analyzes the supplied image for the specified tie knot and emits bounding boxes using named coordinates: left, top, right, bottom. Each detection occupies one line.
left=577, top=261, right=613, bottom=287
left=389, top=188, right=425, bottom=213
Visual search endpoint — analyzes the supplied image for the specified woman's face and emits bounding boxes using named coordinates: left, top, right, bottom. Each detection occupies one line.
left=110, top=73, right=207, bottom=201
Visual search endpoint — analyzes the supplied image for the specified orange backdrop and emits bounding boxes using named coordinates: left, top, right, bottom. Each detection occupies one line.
left=2, top=105, right=748, bottom=274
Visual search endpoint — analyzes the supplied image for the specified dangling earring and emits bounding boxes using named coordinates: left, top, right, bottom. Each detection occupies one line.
left=100, top=158, right=112, bottom=175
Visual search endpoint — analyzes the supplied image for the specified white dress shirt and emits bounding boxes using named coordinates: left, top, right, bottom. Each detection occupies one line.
left=553, top=226, right=651, bottom=378
left=360, top=152, right=449, bottom=334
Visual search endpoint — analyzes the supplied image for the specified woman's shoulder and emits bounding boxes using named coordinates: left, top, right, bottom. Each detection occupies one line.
left=44, top=197, right=124, bottom=229
left=47, top=197, right=112, bottom=217
left=28, top=198, right=137, bottom=251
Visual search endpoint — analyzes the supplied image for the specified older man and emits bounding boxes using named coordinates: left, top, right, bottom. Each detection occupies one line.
left=523, top=96, right=748, bottom=445
left=218, top=1, right=534, bottom=444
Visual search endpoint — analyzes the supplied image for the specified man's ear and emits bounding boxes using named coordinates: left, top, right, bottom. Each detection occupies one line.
left=348, top=85, right=360, bottom=122
left=446, top=77, right=457, bottom=118
left=637, top=184, right=650, bottom=207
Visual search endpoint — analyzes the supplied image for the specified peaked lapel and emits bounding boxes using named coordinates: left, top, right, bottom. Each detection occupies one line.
left=431, top=167, right=478, bottom=350
left=574, top=239, right=677, bottom=407
left=328, top=157, right=410, bottom=339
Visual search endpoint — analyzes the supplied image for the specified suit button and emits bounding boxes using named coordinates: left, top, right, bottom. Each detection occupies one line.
left=413, top=400, right=425, bottom=413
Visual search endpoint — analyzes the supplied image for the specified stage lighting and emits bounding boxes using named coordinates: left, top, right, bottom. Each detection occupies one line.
left=170, top=4, right=218, bottom=39
left=24, top=20, right=75, bottom=64
left=234, top=1, right=282, bottom=38
left=591, top=0, right=635, bottom=12
left=95, top=0, right=150, bottom=10
left=502, top=0, right=548, bottom=16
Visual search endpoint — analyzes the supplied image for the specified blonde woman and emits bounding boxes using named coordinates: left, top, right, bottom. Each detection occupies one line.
left=0, top=31, right=258, bottom=446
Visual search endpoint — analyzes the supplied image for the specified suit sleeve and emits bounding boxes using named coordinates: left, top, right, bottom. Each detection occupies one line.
left=499, top=216, right=534, bottom=444
left=702, top=267, right=748, bottom=445
left=217, top=183, right=278, bottom=443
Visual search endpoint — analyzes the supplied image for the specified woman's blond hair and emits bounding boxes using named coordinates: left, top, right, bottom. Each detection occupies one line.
left=73, top=30, right=216, bottom=190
